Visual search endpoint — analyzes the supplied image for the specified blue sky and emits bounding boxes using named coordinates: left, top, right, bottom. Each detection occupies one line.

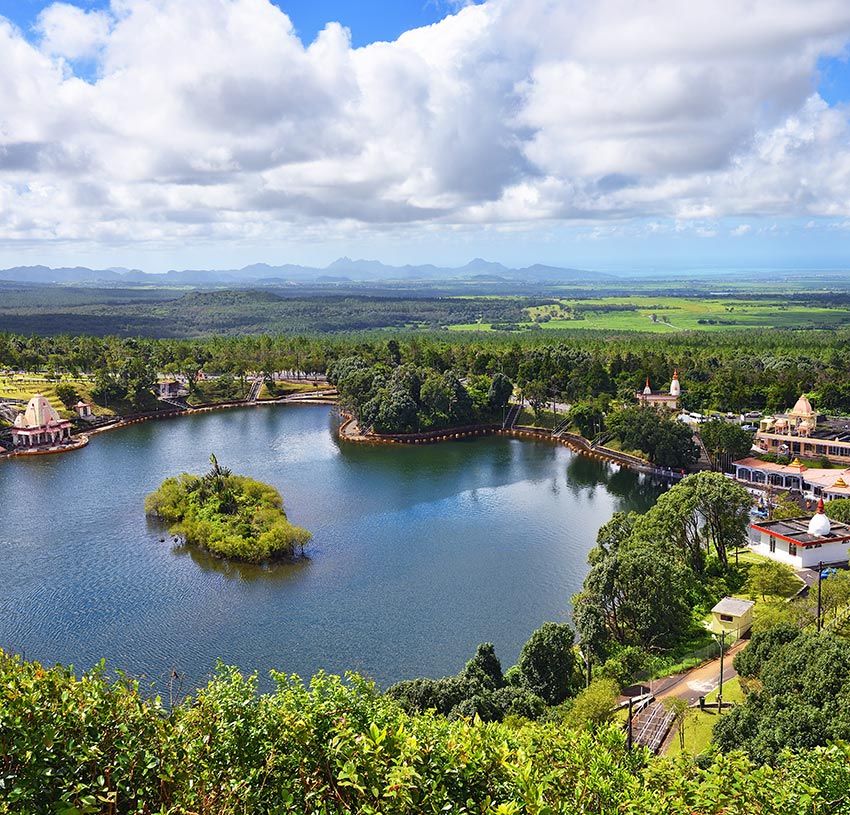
left=0, top=0, right=467, bottom=47
left=1, top=0, right=850, bottom=273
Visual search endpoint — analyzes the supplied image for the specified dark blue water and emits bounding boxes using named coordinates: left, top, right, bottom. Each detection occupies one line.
left=0, top=405, right=661, bottom=690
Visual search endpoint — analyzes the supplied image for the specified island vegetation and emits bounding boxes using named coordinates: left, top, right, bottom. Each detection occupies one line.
left=145, top=455, right=311, bottom=563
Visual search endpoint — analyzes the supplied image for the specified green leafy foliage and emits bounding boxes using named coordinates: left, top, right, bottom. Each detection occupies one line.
left=144, top=455, right=311, bottom=563
left=746, top=560, right=801, bottom=601
left=513, top=622, right=582, bottom=706
left=715, top=629, right=850, bottom=763
left=699, top=418, right=755, bottom=472
left=2, top=648, right=850, bottom=814
left=606, top=406, right=699, bottom=468
left=330, top=355, right=506, bottom=433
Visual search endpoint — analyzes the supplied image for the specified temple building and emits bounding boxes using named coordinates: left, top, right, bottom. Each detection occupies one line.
left=734, top=456, right=850, bottom=500
left=750, top=498, right=850, bottom=569
left=11, top=394, right=72, bottom=448
left=756, top=394, right=850, bottom=465
left=636, top=371, right=681, bottom=410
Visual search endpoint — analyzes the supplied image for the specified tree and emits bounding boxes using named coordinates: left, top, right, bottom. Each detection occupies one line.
left=746, top=560, right=801, bottom=601
left=567, top=679, right=619, bottom=730
left=822, top=498, right=850, bottom=525
left=514, top=622, right=579, bottom=705
left=523, top=379, right=548, bottom=419
left=699, top=419, right=754, bottom=472
left=487, top=372, right=513, bottom=412
left=663, top=696, right=693, bottom=752
left=575, top=539, right=694, bottom=655
left=569, top=400, right=605, bottom=439
left=716, top=630, right=850, bottom=762
left=55, top=383, right=79, bottom=410
left=771, top=493, right=803, bottom=520
left=606, top=406, right=699, bottom=469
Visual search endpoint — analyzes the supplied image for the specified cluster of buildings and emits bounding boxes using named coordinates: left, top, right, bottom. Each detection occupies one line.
left=726, top=394, right=850, bottom=570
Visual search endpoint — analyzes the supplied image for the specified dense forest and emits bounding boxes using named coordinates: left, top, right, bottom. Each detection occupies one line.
left=4, top=326, right=850, bottom=415
left=0, top=290, right=542, bottom=336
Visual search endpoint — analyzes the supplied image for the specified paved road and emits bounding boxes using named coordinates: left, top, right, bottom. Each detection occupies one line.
left=652, top=640, right=746, bottom=704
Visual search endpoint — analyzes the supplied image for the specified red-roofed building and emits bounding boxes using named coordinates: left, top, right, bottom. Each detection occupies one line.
left=750, top=499, right=850, bottom=569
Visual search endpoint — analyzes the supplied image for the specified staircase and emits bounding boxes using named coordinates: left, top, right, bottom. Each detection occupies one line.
left=248, top=378, right=263, bottom=402
left=502, top=403, right=521, bottom=429
left=158, top=396, right=191, bottom=411
left=631, top=700, right=675, bottom=754
left=552, top=417, right=572, bottom=438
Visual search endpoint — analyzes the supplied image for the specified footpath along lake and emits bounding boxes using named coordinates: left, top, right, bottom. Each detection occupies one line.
left=0, top=404, right=663, bottom=689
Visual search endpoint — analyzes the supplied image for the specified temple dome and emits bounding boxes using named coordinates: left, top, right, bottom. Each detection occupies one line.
left=791, top=394, right=814, bottom=417
left=17, top=394, right=62, bottom=429
left=643, top=378, right=652, bottom=395
left=669, top=370, right=681, bottom=397
left=808, top=498, right=832, bottom=538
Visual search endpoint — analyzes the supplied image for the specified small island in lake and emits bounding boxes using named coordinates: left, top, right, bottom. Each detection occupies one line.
left=145, top=454, right=311, bottom=564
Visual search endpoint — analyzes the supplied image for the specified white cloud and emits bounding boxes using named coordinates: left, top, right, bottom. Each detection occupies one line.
left=731, top=224, right=752, bottom=236
left=36, top=2, right=112, bottom=60
left=1, top=0, right=850, bottom=254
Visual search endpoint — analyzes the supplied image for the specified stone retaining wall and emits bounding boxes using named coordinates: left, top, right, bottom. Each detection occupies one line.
left=337, top=413, right=685, bottom=480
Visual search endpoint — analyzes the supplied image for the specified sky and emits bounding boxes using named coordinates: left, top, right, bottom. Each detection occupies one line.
left=1, top=0, right=850, bottom=273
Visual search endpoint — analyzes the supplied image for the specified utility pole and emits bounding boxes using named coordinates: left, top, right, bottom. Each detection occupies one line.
left=817, top=560, right=824, bottom=632
left=717, top=630, right=726, bottom=714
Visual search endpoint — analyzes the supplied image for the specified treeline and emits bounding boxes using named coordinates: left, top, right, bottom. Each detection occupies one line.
left=3, top=649, right=850, bottom=814
left=5, top=328, right=850, bottom=414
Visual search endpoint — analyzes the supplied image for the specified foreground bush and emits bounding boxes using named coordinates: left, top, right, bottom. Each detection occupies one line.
left=145, top=454, right=310, bottom=563
left=2, top=650, right=850, bottom=814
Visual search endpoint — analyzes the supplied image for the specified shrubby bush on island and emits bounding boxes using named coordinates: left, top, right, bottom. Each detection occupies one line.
left=145, top=454, right=311, bottom=563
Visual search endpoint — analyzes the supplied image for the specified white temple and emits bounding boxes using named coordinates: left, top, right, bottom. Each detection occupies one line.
left=636, top=371, right=681, bottom=410
left=11, top=394, right=72, bottom=448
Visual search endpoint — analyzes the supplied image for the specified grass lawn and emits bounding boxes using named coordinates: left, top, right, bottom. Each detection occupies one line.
left=515, top=407, right=564, bottom=430
left=666, top=677, right=745, bottom=757
left=257, top=380, right=322, bottom=400
left=666, top=708, right=720, bottom=757
left=706, top=676, right=744, bottom=705
left=186, top=377, right=251, bottom=405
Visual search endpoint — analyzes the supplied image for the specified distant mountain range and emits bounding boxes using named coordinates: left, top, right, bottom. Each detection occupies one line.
left=0, top=258, right=612, bottom=286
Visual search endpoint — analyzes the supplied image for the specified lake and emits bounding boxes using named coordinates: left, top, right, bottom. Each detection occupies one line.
left=0, top=404, right=663, bottom=690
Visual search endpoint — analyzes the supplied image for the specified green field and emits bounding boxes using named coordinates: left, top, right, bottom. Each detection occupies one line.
left=449, top=295, right=850, bottom=333
left=0, top=374, right=115, bottom=418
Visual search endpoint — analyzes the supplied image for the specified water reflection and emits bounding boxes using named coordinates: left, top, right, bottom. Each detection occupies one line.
left=0, top=405, right=663, bottom=692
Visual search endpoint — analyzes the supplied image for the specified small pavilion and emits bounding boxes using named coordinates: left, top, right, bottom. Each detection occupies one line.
left=74, top=400, right=94, bottom=419
left=708, top=597, right=755, bottom=638
left=11, top=394, right=72, bottom=448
